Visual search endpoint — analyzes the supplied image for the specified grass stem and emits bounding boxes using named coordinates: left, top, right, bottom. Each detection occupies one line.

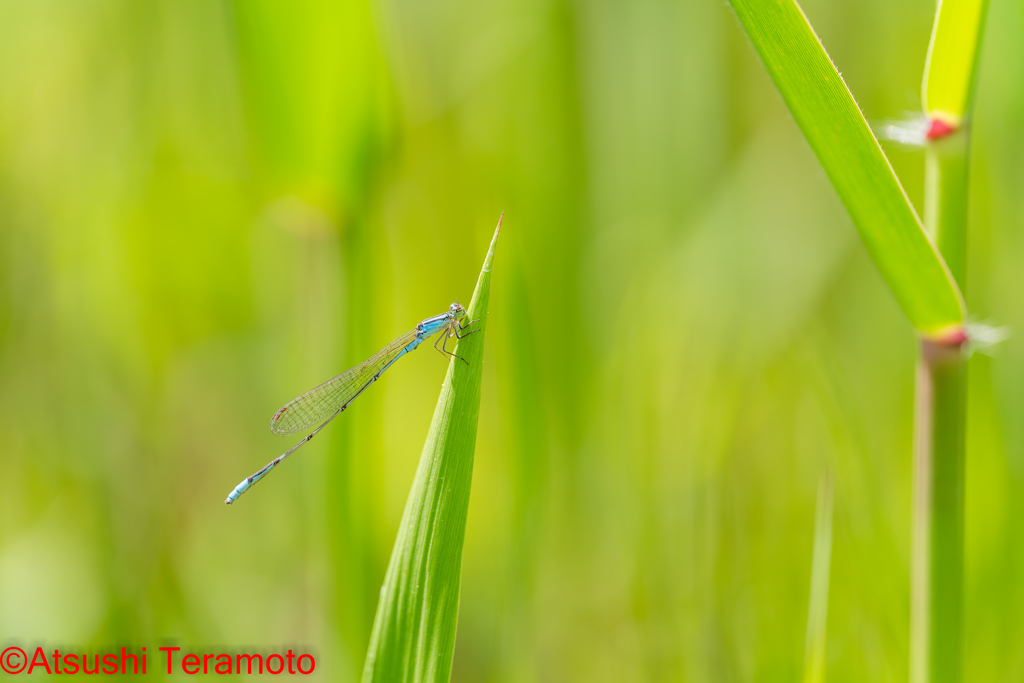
left=911, top=130, right=970, bottom=683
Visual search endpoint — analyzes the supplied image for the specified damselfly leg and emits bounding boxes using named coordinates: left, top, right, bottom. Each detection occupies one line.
left=433, top=318, right=481, bottom=364
left=435, top=322, right=468, bottom=364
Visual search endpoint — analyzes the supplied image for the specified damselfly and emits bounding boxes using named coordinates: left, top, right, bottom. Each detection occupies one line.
left=225, top=302, right=478, bottom=504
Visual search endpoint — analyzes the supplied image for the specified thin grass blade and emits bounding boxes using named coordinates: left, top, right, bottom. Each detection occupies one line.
left=803, top=471, right=834, bottom=683
left=727, top=0, right=965, bottom=336
left=361, top=217, right=501, bottom=683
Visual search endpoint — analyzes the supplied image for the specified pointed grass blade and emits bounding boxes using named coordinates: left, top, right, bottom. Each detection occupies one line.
left=803, top=471, right=834, bottom=683
left=923, top=0, right=990, bottom=125
left=361, top=216, right=501, bottom=683
left=728, top=0, right=965, bottom=336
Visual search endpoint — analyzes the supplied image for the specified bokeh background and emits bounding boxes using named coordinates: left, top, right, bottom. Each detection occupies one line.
left=1, top=0, right=1023, bottom=680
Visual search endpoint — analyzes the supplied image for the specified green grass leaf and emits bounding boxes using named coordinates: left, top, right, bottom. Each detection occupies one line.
left=361, top=217, right=501, bottom=683
left=803, top=471, right=834, bottom=683
left=728, top=0, right=965, bottom=336
left=923, top=0, right=990, bottom=124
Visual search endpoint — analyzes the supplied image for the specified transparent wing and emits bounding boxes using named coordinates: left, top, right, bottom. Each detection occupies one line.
left=270, top=328, right=421, bottom=436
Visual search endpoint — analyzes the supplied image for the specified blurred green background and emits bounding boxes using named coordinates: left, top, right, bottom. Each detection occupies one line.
left=1, top=0, right=1023, bottom=680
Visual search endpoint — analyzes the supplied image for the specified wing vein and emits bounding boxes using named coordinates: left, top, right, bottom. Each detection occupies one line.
left=269, top=328, right=421, bottom=435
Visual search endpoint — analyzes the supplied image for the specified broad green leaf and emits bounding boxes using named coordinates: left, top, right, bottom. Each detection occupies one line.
left=361, top=218, right=501, bottom=683
left=728, top=0, right=965, bottom=335
left=923, top=0, right=990, bottom=123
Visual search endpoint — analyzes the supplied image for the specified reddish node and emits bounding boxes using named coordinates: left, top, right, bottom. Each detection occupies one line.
left=935, top=326, right=969, bottom=347
left=926, top=117, right=956, bottom=140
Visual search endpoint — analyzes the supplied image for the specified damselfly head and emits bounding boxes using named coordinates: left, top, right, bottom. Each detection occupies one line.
left=449, top=302, right=466, bottom=320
